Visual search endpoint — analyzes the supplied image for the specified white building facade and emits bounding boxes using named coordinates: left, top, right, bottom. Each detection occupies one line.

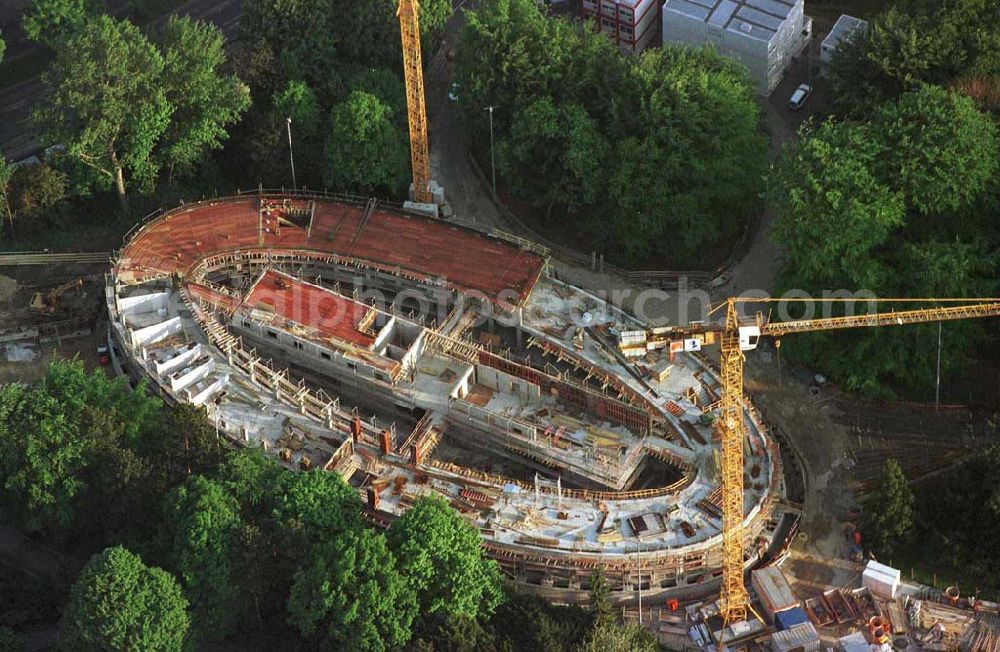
left=661, top=0, right=812, bottom=95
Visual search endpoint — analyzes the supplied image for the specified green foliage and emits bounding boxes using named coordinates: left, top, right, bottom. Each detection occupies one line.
left=487, top=591, right=591, bottom=652
left=456, top=0, right=765, bottom=264
left=580, top=622, right=660, bottom=652
left=0, top=34, right=5, bottom=65
left=910, top=444, right=1000, bottom=587
left=0, top=359, right=164, bottom=536
left=863, top=459, right=914, bottom=555
left=287, top=529, right=417, bottom=651
left=0, top=382, right=93, bottom=533
left=387, top=496, right=503, bottom=621
left=35, top=16, right=169, bottom=208
left=35, top=14, right=247, bottom=210
left=218, top=446, right=284, bottom=513
left=324, top=90, right=409, bottom=195
left=0, top=627, right=21, bottom=652
left=158, top=16, right=251, bottom=177
left=827, top=0, right=1000, bottom=115
left=771, top=121, right=903, bottom=288
left=61, top=546, right=189, bottom=652
left=497, top=97, right=607, bottom=211
left=274, top=80, right=322, bottom=141
left=349, top=68, right=407, bottom=119
left=164, top=476, right=243, bottom=638
left=771, top=83, right=999, bottom=398
left=588, top=569, right=614, bottom=629
left=22, top=0, right=99, bottom=46
left=416, top=0, right=454, bottom=41
left=7, top=164, right=68, bottom=223
left=876, top=85, right=998, bottom=215
left=272, top=468, right=364, bottom=545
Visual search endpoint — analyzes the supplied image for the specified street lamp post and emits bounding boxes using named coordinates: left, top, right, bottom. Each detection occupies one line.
left=485, top=106, right=496, bottom=196
left=286, top=117, right=297, bottom=191
left=635, top=536, right=643, bottom=625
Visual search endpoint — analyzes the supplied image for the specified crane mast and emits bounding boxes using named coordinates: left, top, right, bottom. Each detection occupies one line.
left=398, top=0, right=432, bottom=204
left=718, top=299, right=752, bottom=626
left=621, top=297, right=1000, bottom=637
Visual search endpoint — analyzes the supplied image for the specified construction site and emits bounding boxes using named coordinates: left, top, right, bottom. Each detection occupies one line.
left=91, top=190, right=1000, bottom=652
left=103, top=193, right=789, bottom=603
left=2, top=0, right=999, bottom=648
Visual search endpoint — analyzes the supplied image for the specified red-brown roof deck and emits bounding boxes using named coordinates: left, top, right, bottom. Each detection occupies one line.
left=116, top=196, right=545, bottom=306
left=240, top=270, right=376, bottom=349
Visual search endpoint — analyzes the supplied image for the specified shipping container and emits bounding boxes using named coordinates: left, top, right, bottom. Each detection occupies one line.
left=771, top=622, right=821, bottom=652
left=862, top=560, right=900, bottom=599
left=751, top=565, right=799, bottom=622
left=775, top=606, right=809, bottom=631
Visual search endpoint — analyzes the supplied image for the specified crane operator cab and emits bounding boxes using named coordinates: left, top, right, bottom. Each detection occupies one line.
left=738, top=326, right=761, bottom=351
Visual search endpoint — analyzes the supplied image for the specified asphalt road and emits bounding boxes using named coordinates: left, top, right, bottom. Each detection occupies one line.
left=0, top=0, right=243, bottom=162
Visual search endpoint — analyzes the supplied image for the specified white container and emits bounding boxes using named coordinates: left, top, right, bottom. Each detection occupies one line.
left=751, top=565, right=798, bottom=622
left=862, top=560, right=900, bottom=599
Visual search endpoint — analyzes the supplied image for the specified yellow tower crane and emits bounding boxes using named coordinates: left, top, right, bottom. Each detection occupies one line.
left=619, top=297, right=1000, bottom=634
left=398, top=0, right=432, bottom=204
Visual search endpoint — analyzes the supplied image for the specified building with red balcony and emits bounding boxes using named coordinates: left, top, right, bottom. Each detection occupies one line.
left=581, top=0, right=659, bottom=55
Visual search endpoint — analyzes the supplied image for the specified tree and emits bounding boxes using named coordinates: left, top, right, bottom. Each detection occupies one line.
left=827, top=0, right=1000, bottom=115
left=163, top=476, right=243, bottom=638
left=157, top=16, right=250, bottom=177
left=35, top=16, right=169, bottom=212
left=0, top=359, right=164, bottom=536
left=287, top=529, right=417, bottom=651
left=0, top=158, right=14, bottom=237
left=35, top=15, right=247, bottom=212
left=240, top=0, right=342, bottom=102
left=22, top=0, right=99, bottom=46
left=497, top=98, right=608, bottom=213
left=271, top=469, right=364, bottom=547
left=876, top=85, right=998, bottom=215
left=0, top=383, right=91, bottom=533
left=349, top=68, right=407, bottom=119
left=588, top=569, right=614, bottom=629
left=579, top=622, right=659, bottom=652
left=771, top=120, right=904, bottom=288
left=487, top=591, right=590, bottom=652
left=61, top=546, right=189, bottom=651
left=152, top=403, right=223, bottom=484
left=7, top=164, right=68, bottom=223
left=219, top=447, right=285, bottom=514
left=387, top=497, right=503, bottom=621
left=863, top=459, right=915, bottom=555
left=456, top=0, right=766, bottom=265
left=0, top=33, right=5, bottom=64
left=272, top=80, right=322, bottom=181
left=324, top=90, right=408, bottom=195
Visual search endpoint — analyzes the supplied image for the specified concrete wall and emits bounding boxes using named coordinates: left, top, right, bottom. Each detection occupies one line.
left=129, top=316, right=182, bottom=347
left=475, top=364, right=542, bottom=404
left=118, top=291, right=170, bottom=316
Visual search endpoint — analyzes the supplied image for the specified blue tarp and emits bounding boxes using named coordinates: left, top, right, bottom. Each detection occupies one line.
left=775, top=606, right=809, bottom=631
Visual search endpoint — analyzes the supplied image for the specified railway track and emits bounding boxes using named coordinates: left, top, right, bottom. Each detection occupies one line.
left=0, top=252, right=110, bottom=266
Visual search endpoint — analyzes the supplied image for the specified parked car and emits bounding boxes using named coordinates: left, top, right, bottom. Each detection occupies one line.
left=97, top=344, right=110, bottom=366
left=448, top=82, right=460, bottom=102
left=788, top=83, right=812, bottom=111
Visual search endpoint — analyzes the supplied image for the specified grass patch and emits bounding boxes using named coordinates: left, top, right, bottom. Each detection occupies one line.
left=0, top=50, right=53, bottom=89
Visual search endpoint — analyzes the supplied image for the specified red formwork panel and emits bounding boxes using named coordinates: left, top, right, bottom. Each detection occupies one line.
left=117, top=197, right=544, bottom=306
left=242, top=270, right=375, bottom=349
